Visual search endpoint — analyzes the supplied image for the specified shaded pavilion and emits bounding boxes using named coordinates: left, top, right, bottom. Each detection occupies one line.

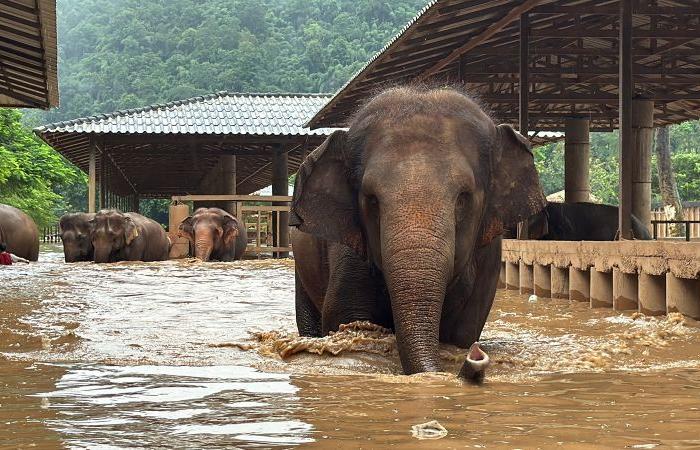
left=308, top=0, right=700, bottom=238
left=35, top=92, right=336, bottom=214
left=0, top=0, right=58, bottom=108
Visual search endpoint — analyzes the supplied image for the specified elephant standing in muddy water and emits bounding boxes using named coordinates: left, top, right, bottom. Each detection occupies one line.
left=290, top=86, right=546, bottom=381
left=0, top=204, right=39, bottom=261
left=177, top=207, right=247, bottom=261
left=90, top=210, right=169, bottom=263
left=505, top=202, right=651, bottom=241
left=59, top=212, right=95, bottom=262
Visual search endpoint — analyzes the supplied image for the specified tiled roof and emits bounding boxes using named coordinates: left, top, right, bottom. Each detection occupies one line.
left=36, top=92, right=335, bottom=136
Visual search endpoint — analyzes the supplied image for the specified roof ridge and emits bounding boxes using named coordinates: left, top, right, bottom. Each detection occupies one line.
left=34, top=91, right=334, bottom=131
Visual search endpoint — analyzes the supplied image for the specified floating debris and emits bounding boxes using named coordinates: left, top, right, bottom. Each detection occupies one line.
left=411, top=420, right=448, bottom=440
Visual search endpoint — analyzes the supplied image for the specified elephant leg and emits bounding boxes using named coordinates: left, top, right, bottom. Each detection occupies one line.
left=321, top=244, right=392, bottom=335
left=441, top=237, right=502, bottom=348
left=296, top=271, right=322, bottom=337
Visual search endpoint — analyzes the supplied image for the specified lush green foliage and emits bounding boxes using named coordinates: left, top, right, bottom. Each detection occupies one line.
left=0, top=110, right=85, bottom=226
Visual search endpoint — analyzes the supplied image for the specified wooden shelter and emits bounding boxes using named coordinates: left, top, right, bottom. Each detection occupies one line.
left=307, top=0, right=700, bottom=239
left=35, top=92, right=336, bottom=211
left=0, top=0, right=58, bottom=108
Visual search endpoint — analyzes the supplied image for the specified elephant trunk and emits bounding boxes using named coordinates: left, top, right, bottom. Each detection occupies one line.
left=93, top=244, right=112, bottom=263
left=381, top=205, right=455, bottom=375
left=194, top=232, right=214, bottom=261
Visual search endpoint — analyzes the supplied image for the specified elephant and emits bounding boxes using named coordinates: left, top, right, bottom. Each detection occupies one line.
left=177, top=207, right=247, bottom=261
left=90, top=210, right=169, bottom=263
left=290, top=86, right=546, bottom=381
left=506, top=202, right=651, bottom=240
left=0, top=204, right=39, bottom=261
left=59, top=212, right=95, bottom=262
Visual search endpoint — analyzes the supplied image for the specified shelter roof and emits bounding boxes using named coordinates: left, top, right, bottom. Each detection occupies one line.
left=35, top=92, right=336, bottom=197
left=308, top=0, right=700, bottom=140
left=0, top=0, right=58, bottom=108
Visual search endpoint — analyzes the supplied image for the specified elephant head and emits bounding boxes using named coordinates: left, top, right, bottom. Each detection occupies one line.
left=177, top=207, right=240, bottom=261
left=90, top=210, right=139, bottom=263
left=291, top=86, right=545, bottom=375
left=59, top=212, right=95, bottom=262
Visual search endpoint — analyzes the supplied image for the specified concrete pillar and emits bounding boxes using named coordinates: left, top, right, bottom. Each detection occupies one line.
left=632, top=99, right=654, bottom=234
left=590, top=270, right=613, bottom=308
left=519, top=261, right=534, bottom=295
left=613, top=269, right=638, bottom=311
left=666, top=274, right=700, bottom=319
left=564, top=118, right=590, bottom=203
left=505, top=261, right=520, bottom=290
left=639, top=273, right=666, bottom=316
left=534, top=263, right=551, bottom=298
left=100, top=153, right=106, bottom=210
left=221, top=154, right=237, bottom=216
left=569, top=267, right=590, bottom=302
left=551, top=266, right=569, bottom=299
left=88, top=146, right=97, bottom=213
left=168, top=203, right=191, bottom=259
left=272, top=146, right=289, bottom=258
left=498, top=261, right=506, bottom=289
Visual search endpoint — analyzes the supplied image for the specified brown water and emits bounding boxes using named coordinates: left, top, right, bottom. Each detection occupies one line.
left=3, top=245, right=700, bottom=448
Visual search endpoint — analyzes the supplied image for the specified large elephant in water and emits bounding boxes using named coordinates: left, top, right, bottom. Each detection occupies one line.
left=90, top=210, right=169, bottom=263
left=177, top=207, right=247, bottom=261
left=290, top=86, right=546, bottom=380
left=0, top=204, right=39, bottom=261
left=507, top=202, right=651, bottom=240
left=59, top=212, right=95, bottom=262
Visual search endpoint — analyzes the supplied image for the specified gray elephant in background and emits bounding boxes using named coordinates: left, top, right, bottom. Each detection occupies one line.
left=59, top=212, right=95, bottom=262
left=506, top=202, right=651, bottom=240
left=0, top=204, right=39, bottom=261
left=90, top=210, right=169, bottom=263
left=290, top=86, right=546, bottom=382
left=178, top=207, right=247, bottom=261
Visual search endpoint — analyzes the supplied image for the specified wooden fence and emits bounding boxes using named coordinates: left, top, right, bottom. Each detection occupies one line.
left=42, top=224, right=60, bottom=243
left=651, top=206, right=700, bottom=240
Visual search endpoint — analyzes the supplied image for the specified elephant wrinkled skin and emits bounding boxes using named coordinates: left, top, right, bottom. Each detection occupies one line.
left=178, top=207, right=247, bottom=261
left=290, top=86, right=546, bottom=379
left=59, top=212, right=95, bottom=262
left=90, top=210, right=169, bottom=263
left=0, top=203, right=39, bottom=261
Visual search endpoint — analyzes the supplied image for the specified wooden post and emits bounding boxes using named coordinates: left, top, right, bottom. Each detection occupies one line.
left=88, top=144, right=97, bottom=213
left=564, top=118, right=590, bottom=203
left=517, top=12, right=530, bottom=240
left=221, top=154, right=237, bottom=216
left=272, top=145, right=289, bottom=258
left=619, top=0, right=634, bottom=239
left=100, top=153, right=106, bottom=210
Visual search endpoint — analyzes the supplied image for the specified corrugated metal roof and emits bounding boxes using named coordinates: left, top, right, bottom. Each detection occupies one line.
left=36, top=92, right=335, bottom=136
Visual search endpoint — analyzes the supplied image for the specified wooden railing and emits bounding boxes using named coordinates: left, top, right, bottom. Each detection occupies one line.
left=42, top=224, right=60, bottom=243
left=171, top=194, right=292, bottom=257
left=651, top=206, right=700, bottom=240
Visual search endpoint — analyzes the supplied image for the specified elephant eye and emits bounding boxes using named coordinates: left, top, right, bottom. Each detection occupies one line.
left=365, top=195, right=378, bottom=208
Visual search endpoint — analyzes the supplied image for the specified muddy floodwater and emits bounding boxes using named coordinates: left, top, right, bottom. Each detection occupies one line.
left=3, top=245, right=700, bottom=448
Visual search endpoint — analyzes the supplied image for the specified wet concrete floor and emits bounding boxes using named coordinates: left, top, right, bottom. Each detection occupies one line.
left=2, top=244, right=700, bottom=448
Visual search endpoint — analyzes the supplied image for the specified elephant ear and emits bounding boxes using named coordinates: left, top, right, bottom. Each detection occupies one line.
left=290, top=130, right=364, bottom=257
left=124, top=216, right=139, bottom=245
left=222, top=215, right=240, bottom=246
left=178, top=216, right=195, bottom=242
left=490, top=124, right=547, bottom=226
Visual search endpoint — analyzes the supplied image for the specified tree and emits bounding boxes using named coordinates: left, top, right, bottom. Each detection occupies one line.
left=654, top=126, right=684, bottom=235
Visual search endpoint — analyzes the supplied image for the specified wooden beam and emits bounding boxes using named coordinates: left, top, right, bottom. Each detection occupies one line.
left=417, top=0, right=545, bottom=80
left=519, top=13, right=529, bottom=136
left=619, top=0, right=634, bottom=239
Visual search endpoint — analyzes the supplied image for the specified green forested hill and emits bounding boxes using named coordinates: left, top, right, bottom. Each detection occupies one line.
left=40, top=0, right=426, bottom=123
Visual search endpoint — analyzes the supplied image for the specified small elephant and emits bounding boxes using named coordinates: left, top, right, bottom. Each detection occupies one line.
left=509, top=202, right=651, bottom=240
left=0, top=203, right=39, bottom=261
left=177, top=207, right=247, bottom=261
left=90, top=210, right=169, bottom=263
left=290, top=86, right=546, bottom=380
left=59, top=212, right=95, bottom=262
